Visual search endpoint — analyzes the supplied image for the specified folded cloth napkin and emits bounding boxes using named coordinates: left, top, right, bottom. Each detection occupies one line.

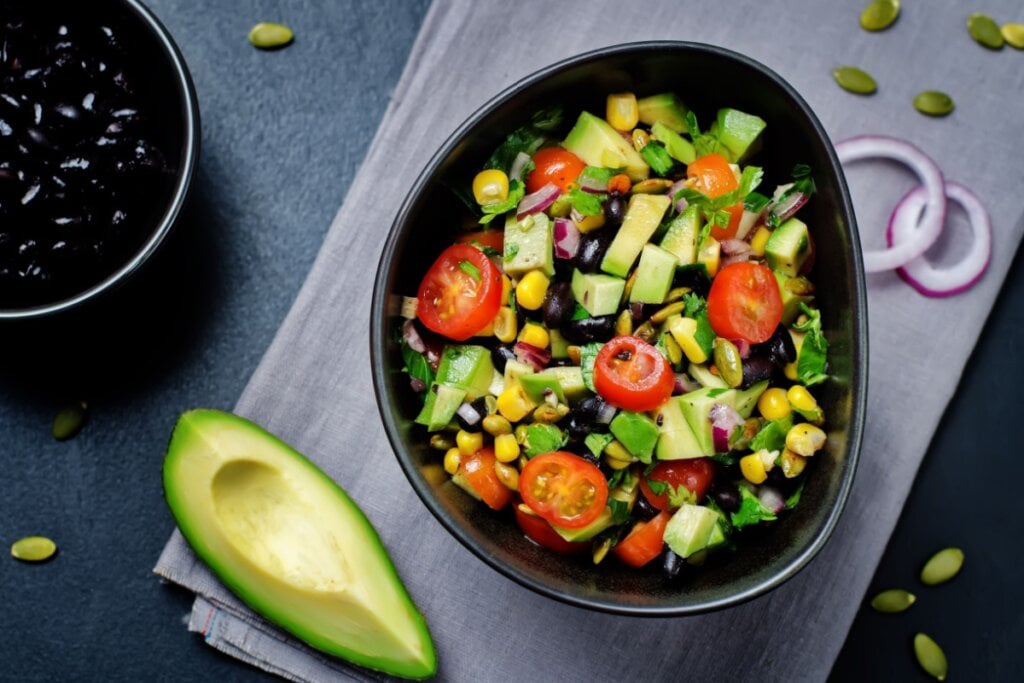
left=155, top=0, right=1024, bottom=680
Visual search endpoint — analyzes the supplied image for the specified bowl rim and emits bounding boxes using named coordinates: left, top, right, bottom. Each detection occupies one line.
left=0, top=0, right=201, bottom=320
left=371, top=40, right=867, bottom=616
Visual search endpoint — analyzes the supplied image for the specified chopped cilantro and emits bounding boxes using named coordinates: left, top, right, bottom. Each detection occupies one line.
left=480, top=179, right=525, bottom=225
left=584, top=432, right=614, bottom=458
left=609, top=499, right=631, bottom=525
left=730, top=485, right=777, bottom=529
left=645, top=478, right=668, bottom=496
left=743, top=190, right=771, bottom=213
left=750, top=416, right=793, bottom=452
left=579, top=342, right=602, bottom=392
left=400, top=341, right=434, bottom=392
left=606, top=467, right=629, bottom=490
left=738, top=165, right=764, bottom=197
left=667, top=483, right=697, bottom=508
left=503, top=242, right=520, bottom=261
left=693, top=309, right=715, bottom=358
left=577, top=165, right=618, bottom=189
left=785, top=478, right=805, bottom=510
left=571, top=303, right=590, bottom=321
left=793, top=303, right=829, bottom=386
left=483, top=107, right=563, bottom=173
left=567, top=187, right=605, bottom=216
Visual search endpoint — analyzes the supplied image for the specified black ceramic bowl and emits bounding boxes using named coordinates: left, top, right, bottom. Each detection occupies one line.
left=0, top=0, right=199, bottom=319
left=372, top=42, right=867, bottom=615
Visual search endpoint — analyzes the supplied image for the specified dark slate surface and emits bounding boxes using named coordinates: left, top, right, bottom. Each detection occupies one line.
left=0, top=1, right=1019, bottom=681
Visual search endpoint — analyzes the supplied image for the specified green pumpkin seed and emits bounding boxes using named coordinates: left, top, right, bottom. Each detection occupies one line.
left=11, top=536, right=57, bottom=562
left=248, top=22, right=294, bottom=50
left=920, top=547, right=964, bottom=585
left=860, top=0, right=900, bottom=31
left=914, top=633, right=948, bottom=681
left=833, top=66, right=878, bottom=95
left=913, top=91, right=955, bottom=117
left=52, top=400, right=88, bottom=441
left=869, top=588, right=916, bottom=613
left=1002, top=23, right=1024, bottom=49
left=967, top=13, right=1004, bottom=49
left=713, top=338, right=743, bottom=388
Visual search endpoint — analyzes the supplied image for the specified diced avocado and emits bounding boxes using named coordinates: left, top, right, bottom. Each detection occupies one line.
left=552, top=506, right=615, bottom=542
left=435, top=345, right=494, bottom=400
left=600, top=193, right=672, bottom=278
left=651, top=121, right=696, bottom=164
left=734, top=380, right=770, bottom=419
left=706, top=512, right=729, bottom=548
left=537, top=365, right=587, bottom=401
left=765, top=217, right=811, bottom=277
left=714, top=108, right=766, bottom=163
left=664, top=503, right=721, bottom=559
left=610, top=411, right=660, bottom=463
left=629, top=244, right=678, bottom=304
left=571, top=268, right=625, bottom=317
left=503, top=358, right=534, bottom=388
left=162, top=410, right=436, bottom=679
left=659, top=204, right=702, bottom=265
left=637, top=93, right=688, bottom=133
left=548, top=328, right=570, bottom=359
left=562, top=111, right=649, bottom=182
left=687, top=362, right=728, bottom=389
left=415, top=383, right=466, bottom=432
left=773, top=271, right=815, bottom=325
left=652, top=397, right=705, bottom=460
left=679, top=386, right=738, bottom=455
left=519, top=372, right=565, bottom=404
left=503, top=212, right=554, bottom=277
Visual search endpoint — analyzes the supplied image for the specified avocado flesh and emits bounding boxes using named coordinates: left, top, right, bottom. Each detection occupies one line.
left=163, top=410, right=436, bottom=680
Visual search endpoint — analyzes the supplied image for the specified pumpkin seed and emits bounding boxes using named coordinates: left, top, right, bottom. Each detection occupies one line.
left=869, top=588, right=916, bottom=613
left=713, top=338, right=743, bottom=388
left=913, top=91, right=955, bottom=117
left=11, top=536, right=57, bottom=562
left=833, top=66, right=878, bottom=95
left=920, top=546, right=964, bottom=585
left=913, top=633, right=948, bottom=681
left=52, top=400, right=88, bottom=441
left=859, top=0, right=900, bottom=31
left=1002, top=23, right=1024, bottom=49
left=615, top=309, right=633, bottom=336
left=248, top=22, right=294, bottom=50
left=967, top=13, right=1004, bottom=49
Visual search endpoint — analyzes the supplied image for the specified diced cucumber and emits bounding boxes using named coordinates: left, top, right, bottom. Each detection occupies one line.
left=765, top=217, right=811, bottom=277
left=503, top=212, right=554, bottom=277
left=601, top=193, right=672, bottom=278
left=659, top=204, right=701, bottom=265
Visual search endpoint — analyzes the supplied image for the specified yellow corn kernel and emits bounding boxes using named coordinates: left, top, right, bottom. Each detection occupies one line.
left=494, top=461, right=519, bottom=490
left=482, top=413, right=512, bottom=436
left=784, top=361, right=799, bottom=381
left=501, top=274, right=513, bottom=306
left=750, top=226, right=772, bottom=256
left=497, top=385, right=535, bottom=422
left=631, top=128, right=650, bottom=152
left=492, top=306, right=518, bottom=343
left=779, top=448, right=807, bottom=478
left=456, top=430, right=484, bottom=456
left=577, top=212, right=606, bottom=233
left=472, top=168, right=509, bottom=206
left=443, top=447, right=461, bottom=475
left=494, top=433, right=520, bottom=463
left=740, top=453, right=768, bottom=484
left=606, top=92, right=639, bottom=131
left=667, top=316, right=708, bottom=364
left=785, top=423, right=827, bottom=456
left=698, top=236, right=721, bottom=278
left=758, top=387, right=792, bottom=421
left=518, top=322, right=549, bottom=349
left=567, top=345, right=582, bottom=365
left=605, top=453, right=634, bottom=470
left=516, top=270, right=550, bottom=310
left=787, top=385, right=818, bottom=412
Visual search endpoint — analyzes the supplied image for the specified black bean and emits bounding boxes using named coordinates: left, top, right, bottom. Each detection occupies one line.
left=541, top=281, right=574, bottom=328
left=672, top=266, right=711, bottom=297
left=633, top=493, right=660, bottom=521
left=490, top=344, right=516, bottom=374
left=740, top=353, right=776, bottom=389
left=565, top=415, right=593, bottom=440
left=573, top=229, right=613, bottom=273
left=757, top=324, right=797, bottom=366
left=604, top=195, right=626, bottom=225
left=710, top=479, right=741, bottom=514
left=561, top=315, right=615, bottom=344
left=662, top=549, right=686, bottom=580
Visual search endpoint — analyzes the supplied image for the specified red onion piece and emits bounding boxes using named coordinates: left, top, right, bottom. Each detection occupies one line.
left=709, top=403, right=743, bottom=453
left=516, top=182, right=560, bottom=219
left=402, top=319, right=426, bottom=353
left=553, top=217, right=581, bottom=259
left=409, top=377, right=427, bottom=393
left=595, top=401, right=617, bottom=425
left=758, top=486, right=786, bottom=514
left=456, top=401, right=483, bottom=427
left=836, top=136, right=946, bottom=272
left=674, top=373, right=700, bottom=395
left=513, top=341, right=551, bottom=371
left=577, top=169, right=610, bottom=193
left=887, top=181, right=991, bottom=297
left=720, top=239, right=755, bottom=269
left=509, top=151, right=532, bottom=182
left=732, top=338, right=751, bottom=359
left=767, top=185, right=808, bottom=223
left=669, top=179, right=689, bottom=213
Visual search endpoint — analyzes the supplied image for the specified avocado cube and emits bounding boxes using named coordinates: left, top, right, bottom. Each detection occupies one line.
left=678, top=386, right=738, bottom=455
left=610, top=410, right=659, bottom=463
left=714, top=108, right=766, bottom=163
left=663, top=503, right=721, bottom=559
left=600, top=193, right=672, bottom=278
left=629, top=244, right=678, bottom=304
left=652, top=397, right=705, bottom=460
left=651, top=121, right=696, bottom=164
left=562, top=111, right=649, bottom=182
left=519, top=372, right=565, bottom=404
left=659, top=204, right=701, bottom=265
left=537, top=366, right=587, bottom=401
left=571, top=268, right=625, bottom=317
left=765, top=217, right=811, bottom=277
left=434, top=345, right=494, bottom=400
left=638, top=93, right=689, bottom=133
left=415, top=383, right=467, bottom=432
left=503, top=212, right=554, bottom=277
left=552, top=506, right=614, bottom=542
left=773, top=272, right=815, bottom=324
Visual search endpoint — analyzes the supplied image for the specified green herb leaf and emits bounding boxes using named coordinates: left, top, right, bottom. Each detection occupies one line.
left=743, top=190, right=771, bottom=213
left=458, top=259, right=481, bottom=281
left=750, top=416, right=793, bottom=452
left=784, top=478, right=805, bottom=510
left=400, top=342, right=435, bottom=392
left=609, top=499, right=631, bottom=525
left=645, top=478, right=669, bottom=496
left=567, top=187, right=605, bottom=216
left=640, top=142, right=675, bottom=176
left=503, top=242, right=520, bottom=261
left=793, top=303, right=829, bottom=386
left=667, top=483, right=697, bottom=508
left=578, top=165, right=618, bottom=189
left=483, top=108, right=562, bottom=173
left=693, top=309, right=715, bottom=359
left=579, top=342, right=603, bottom=392
left=585, top=432, right=614, bottom=458
left=730, top=485, right=777, bottom=529
left=480, top=179, right=525, bottom=225
left=606, top=467, right=629, bottom=489
left=738, top=165, right=764, bottom=197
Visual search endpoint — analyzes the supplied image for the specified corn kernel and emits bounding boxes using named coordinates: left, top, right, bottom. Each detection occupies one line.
left=631, top=128, right=650, bottom=152
left=430, top=433, right=454, bottom=451
left=501, top=274, right=513, bottom=306
left=497, top=385, right=535, bottom=422
left=516, top=270, right=550, bottom=310
left=472, top=168, right=509, bottom=206
left=482, top=414, right=512, bottom=436
left=758, top=387, right=792, bottom=421
left=740, top=453, right=768, bottom=484
left=492, top=307, right=517, bottom=343
left=750, top=226, right=772, bottom=256
left=567, top=345, right=582, bottom=365
left=787, top=385, right=818, bottom=412
left=443, top=447, right=461, bottom=475
left=494, top=461, right=519, bottom=490
left=606, top=92, right=639, bottom=131
left=518, top=322, right=549, bottom=349
left=603, top=440, right=635, bottom=466
left=667, top=316, right=708, bottom=364
left=576, top=212, right=606, bottom=233
left=456, top=429, right=484, bottom=456
left=494, top=433, right=520, bottom=463
left=780, top=448, right=807, bottom=478
left=698, top=236, right=721, bottom=278
left=784, top=361, right=799, bottom=381
left=785, top=423, right=826, bottom=456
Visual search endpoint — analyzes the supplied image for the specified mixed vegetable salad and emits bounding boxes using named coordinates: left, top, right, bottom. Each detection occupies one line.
left=399, top=89, right=830, bottom=575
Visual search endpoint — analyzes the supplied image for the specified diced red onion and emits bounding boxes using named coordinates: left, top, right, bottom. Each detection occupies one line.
left=513, top=341, right=551, bottom=371
left=887, top=181, right=991, bottom=297
left=674, top=373, right=700, bottom=395
left=577, top=169, right=610, bottom=194
left=732, top=338, right=751, bottom=359
left=409, top=377, right=427, bottom=393
left=720, top=239, right=755, bottom=269
left=456, top=401, right=483, bottom=427
left=836, top=135, right=946, bottom=272
left=553, top=217, right=581, bottom=259
left=767, top=185, right=808, bottom=223
left=669, top=179, right=689, bottom=213
left=758, top=485, right=786, bottom=513
left=595, top=401, right=617, bottom=425
left=709, top=403, right=743, bottom=453
left=402, top=319, right=426, bottom=353
left=516, top=182, right=561, bottom=219
left=509, top=151, right=532, bottom=182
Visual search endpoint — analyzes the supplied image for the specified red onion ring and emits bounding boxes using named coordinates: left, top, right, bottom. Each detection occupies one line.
left=553, top=217, right=580, bottom=259
left=836, top=136, right=946, bottom=272
left=516, top=182, right=560, bottom=219
left=887, top=181, right=991, bottom=297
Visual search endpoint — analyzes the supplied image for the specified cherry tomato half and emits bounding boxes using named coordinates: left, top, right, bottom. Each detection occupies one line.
left=519, top=451, right=609, bottom=529
left=416, top=243, right=502, bottom=341
left=638, top=459, right=715, bottom=511
left=687, top=153, right=744, bottom=241
left=593, top=336, right=675, bottom=412
left=460, top=447, right=513, bottom=511
left=706, top=261, right=783, bottom=345
left=454, top=229, right=504, bottom=253
left=525, top=147, right=585, bottom=194
left=613, top=510, right=671, bottom=568
left=514, top=505, right=588, bottom=555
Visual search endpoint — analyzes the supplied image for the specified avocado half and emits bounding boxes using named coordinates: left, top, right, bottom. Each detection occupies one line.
left=162, top=409, right=437, bottom=679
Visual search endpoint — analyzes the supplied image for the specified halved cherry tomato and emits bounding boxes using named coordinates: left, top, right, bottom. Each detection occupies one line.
left=460, top=447, right=513, bottom=511
left=687, top=152, right=744, bottom=241
left=416, top=243, right=502, bottom=341
left=514, top=505, right=588, bottom=555
left=454, top=229, right=504, bottom=252
left=638, top=459, right=715, bottom=511
left=525, top=147, right=585, bottom=194
left=706, top=261, right=783, bottom=344
left=593, top=336, right=674, bottom=412
left=519, top=451, right=608, bottom=529
left=613, top=510, right=671, bottom=568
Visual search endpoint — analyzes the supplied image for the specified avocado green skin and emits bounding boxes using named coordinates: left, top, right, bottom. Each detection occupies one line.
left=162, top=409, right=437, bottom=680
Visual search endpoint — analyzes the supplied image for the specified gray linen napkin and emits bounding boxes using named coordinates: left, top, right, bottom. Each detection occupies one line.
left=155, top=0, right=1024, bottom=680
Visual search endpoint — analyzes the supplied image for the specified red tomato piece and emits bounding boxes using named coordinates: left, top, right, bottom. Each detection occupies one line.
left=519, top=451, right=609, bottom=529
left=613, top=510, right=671, bottom=568
left=709, top=202, right=745, bottom=241
left=460, top=447, right=513, bottom=511
left=706, top=261, right=783, bottom=344
left=686, top=152, right=739, bottom=198
left=454, top=229, right=504, bottom=252
left=525, top=147, right=585, bottom=194
left=416, top=243, right=502, bottom=341
left=638, top=459, right=715, bottom=511
left=514, top=505, right=588, bottom=555
left=592, top=336, right=674, bottom=412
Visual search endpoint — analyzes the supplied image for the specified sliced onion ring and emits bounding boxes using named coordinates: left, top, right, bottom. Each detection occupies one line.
left=836, top=135, right=946, bottom=272
left=887, top=181, right=991, bottom=297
